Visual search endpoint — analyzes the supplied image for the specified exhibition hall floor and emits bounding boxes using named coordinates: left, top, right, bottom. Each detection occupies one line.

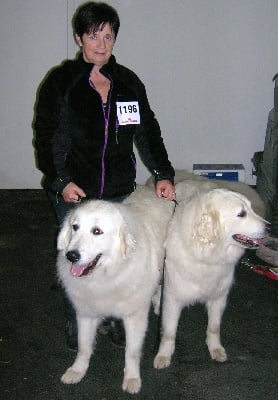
left=0, top=190, right=277, bottom=400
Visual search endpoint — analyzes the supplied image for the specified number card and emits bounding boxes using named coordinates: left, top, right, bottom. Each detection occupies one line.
left=116, top=101, right=140, bottom=125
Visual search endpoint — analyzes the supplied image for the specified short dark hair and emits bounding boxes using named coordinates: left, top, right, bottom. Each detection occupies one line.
left=72, top=2, right=120, bottom=39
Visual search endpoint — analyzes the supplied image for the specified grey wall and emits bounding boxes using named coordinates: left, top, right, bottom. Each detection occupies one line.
left=1, top=0, right=278, bottom=188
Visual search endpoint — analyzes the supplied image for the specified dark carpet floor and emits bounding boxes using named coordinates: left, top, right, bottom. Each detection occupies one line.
left=0, top=190, right=277, bottom=400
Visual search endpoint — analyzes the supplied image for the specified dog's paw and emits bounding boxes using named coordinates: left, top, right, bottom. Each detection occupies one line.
left=210, top=347, right=227, bottom=362
left=122, top=377, right=141, bottom=394
left=153, top=354, right=171, bottom=369
left=60, top=367, right=85, bottom=384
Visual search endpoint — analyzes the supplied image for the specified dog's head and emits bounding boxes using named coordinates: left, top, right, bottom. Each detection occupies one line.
left=57, top=200, right=135, bottom=278
left=192, top=188, right=269, bottom=249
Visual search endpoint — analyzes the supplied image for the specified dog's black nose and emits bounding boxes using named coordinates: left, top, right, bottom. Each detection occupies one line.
left=66, top=250, right=80, bottom=263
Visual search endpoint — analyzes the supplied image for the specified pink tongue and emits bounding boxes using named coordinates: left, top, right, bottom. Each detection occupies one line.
left=71, top=264, right=86, bottom=277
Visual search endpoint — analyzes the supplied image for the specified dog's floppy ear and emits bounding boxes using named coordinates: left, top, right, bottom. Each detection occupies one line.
left=193, top=210, right=221, bottom=244
left=119, top=223, right=136, bottom=256
left=57, top=218, right=72, bottom=251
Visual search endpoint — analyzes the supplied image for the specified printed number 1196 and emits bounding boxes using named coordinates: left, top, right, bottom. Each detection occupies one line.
left=118, top=104, right=138, bottom=114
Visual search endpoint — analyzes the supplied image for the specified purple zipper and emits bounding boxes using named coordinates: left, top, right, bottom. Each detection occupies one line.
left=99, top=113, right=109, bottom=198
left=89, top=73, right=112, bottom=199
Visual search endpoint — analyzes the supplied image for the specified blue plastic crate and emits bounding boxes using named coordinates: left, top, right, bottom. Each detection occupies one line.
left=193, top=164, right=245, bottom=182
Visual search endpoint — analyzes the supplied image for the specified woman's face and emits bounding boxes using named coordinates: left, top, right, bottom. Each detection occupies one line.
left=76, top=23, right=115, bottom=67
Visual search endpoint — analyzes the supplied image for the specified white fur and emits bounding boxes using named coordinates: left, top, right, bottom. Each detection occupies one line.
left=154, top=180, right=268, bottom=369
left=146, top=169, right=265, bottom=217
left=57, top=186, right=175, bottom=394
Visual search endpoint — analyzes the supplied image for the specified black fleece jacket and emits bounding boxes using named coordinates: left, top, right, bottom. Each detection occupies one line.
left=34, top=54, right=174, bottom=199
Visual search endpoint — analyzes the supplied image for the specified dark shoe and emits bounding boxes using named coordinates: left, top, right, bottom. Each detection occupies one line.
left=98, top=318, right=112, bottom=335
left=109, top=319, right=126, bottom=348
left=65, top=320, right=78, bottom=352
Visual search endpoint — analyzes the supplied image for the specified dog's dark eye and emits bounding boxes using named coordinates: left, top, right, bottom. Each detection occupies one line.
left=92, top=227, right=103, bottom=235
left=72, top=224, right=79, bottom=231
left=237, top=209, right=247, bottom=218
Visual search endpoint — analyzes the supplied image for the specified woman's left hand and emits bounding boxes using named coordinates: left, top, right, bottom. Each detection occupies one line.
left=155, top=180, right=176, bottom=200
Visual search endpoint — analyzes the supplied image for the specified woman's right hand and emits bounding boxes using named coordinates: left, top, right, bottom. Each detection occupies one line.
left=61, top=182, right=86, bottom=203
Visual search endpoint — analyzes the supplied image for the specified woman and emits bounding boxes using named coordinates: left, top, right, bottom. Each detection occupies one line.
left=34, top=1, right=175, bottom=350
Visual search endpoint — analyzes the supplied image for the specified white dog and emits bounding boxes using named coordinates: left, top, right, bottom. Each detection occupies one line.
left=56, top=186, right=175, bottom=394
left=154, top=180, right=268, bottom=369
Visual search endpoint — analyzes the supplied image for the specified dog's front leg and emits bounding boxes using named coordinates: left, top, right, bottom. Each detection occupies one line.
left=122, top=309, right=149, bottom=394
left=153, top=292, right=182, bottom=369
left=61, top=315, right=100, bottom=384
left=206, top=294, right=228, bottom=362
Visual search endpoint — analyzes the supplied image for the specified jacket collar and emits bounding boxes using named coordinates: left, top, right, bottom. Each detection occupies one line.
left=76, top=52, right=116, bottom=76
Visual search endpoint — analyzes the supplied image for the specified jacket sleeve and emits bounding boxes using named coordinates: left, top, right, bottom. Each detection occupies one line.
left=33, top=69, right=72, bottom=192
left=133, top=79, right=175, bottom=184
